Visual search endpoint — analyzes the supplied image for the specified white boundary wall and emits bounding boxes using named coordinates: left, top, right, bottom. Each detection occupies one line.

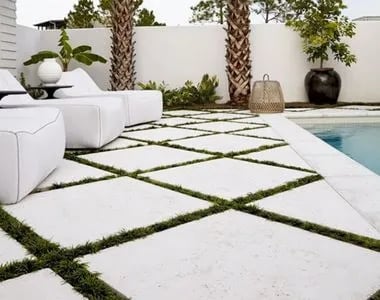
left=16, top=22, right=380, bottom=103
left=0, top=0, right=17, bottom=74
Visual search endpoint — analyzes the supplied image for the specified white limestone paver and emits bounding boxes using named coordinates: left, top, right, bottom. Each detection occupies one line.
left=37, top=160, right=112, bottom=190
left=153, top=117, right=207, bottom=126
left=0, top=269, right=85, bottom=300
left=82, top=210, right=380, bottom=300
left=169, top=133, right=283, bottom=154
left=196, top=112, right=251, bottom=120
left=180, top=121, right=263, bottom=133
left=252, top=181, right=380, bottom=239
left=80, top=145, right=211, bottom=172
left=236, top=127, right=283, bottom=139
left=143, top=158, right=311, bottom=200
left=122, top=127, right=207, bottom=142
left=0, top=229, right=30, bottom=266
left=230, top=116, right=266, bottom=124
left=237, top=145, right=313, bottom=170
left=4, top=178, right=210, bottom=247
left=124, top=124, right=157, bottom=131
left=101, top=138, right=145, bottom=150
left=326, top=176, right=380, bottom=232
left=163, top=110, right=209, bottom=116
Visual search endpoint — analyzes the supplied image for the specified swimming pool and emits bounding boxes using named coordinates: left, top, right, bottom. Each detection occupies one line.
left=301, top=122, right=380, bottom=176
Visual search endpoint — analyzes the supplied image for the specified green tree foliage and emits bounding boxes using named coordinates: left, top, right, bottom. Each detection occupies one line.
left=286, top=0, right=356, bottom=68
left=190, top=0, right=227, bottom=24
left=135, top=8, right=166, bottom=26
left=190, top=0, right=293, bottom=24
left=66, top=0, right=99, bottom=28
left=253, top=0, right=294, bottom=23
left=97, top=0, right=164, bottom=26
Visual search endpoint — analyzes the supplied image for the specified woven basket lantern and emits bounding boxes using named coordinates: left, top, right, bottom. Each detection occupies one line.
left=249, top=74, right=285, bottom=113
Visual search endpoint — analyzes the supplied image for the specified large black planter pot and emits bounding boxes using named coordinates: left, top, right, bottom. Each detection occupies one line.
left=305, top=68, right=341, bottom=105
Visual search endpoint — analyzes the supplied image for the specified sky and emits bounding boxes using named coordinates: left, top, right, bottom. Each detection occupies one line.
left=16, top=0, right=380, bottom=27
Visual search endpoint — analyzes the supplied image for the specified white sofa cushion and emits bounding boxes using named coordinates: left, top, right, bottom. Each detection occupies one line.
left=0, top=107, right=65, bottom=204
left=56, top=68, right=163, bottom=126
left=0, top=69, right=125, bottom=148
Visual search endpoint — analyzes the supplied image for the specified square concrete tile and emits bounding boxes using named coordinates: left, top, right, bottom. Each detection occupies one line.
left=236, top=127, right=283, bottom=140
left=37, top=160, right=112, bottom=190
left=196, top=112, right=251, bottom=120
left=169, top=134, right=283, bottom=154
left=153, top=117, right=207, bottom=126
left=5, top=178, right=210, bottom=247
left=253, top=181, right=380, bottom=239
left=164, top=110, right=209, bottom=116
left=326, top=176, right=380, bottom=232
left=0, top=229, right=30, bottom=266
left=122, top=127, right=206, bottom=142
left=181, top=121, right=262, bottom=133
left=82, top=210, right=380, bottom=300
left=0, top=269, right=85, bottom=299
left=230, top=116, right=266, bottom=124
left=143, top=158, right=311, bottom=200
left=80, top=145, right=211, bottom=172
left=237, top=146, right=312, bottom=170
left=101, top=138, right=145, bottom=150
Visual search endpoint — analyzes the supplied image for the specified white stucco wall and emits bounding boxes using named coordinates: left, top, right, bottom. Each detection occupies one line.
left=0, top=0, right=17, bottom=74
left=16, top=22, right=380, bottom=103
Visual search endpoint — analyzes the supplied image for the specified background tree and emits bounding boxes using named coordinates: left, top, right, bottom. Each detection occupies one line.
left=226, top=0, right=252, bottom=105
left=66, top=0, right=99, bottom=28
left=190, top=0, right=293, bottom=24
left=135, top=8, right=166, bottom=26
left=253, top=0, right=294, bottom=23
left=98, top=0, right=164, bottom=26
left=190, top=0, right=227, bottom=24
left=110, top=0, right=136, bottom=90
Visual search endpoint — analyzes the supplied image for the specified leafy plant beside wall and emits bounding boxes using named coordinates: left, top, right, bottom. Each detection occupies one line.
left=23, top=28, right=107, bottom=71
left=138, top=74, right=222, bottom=108
left=286, top=0, right=356, bottom=105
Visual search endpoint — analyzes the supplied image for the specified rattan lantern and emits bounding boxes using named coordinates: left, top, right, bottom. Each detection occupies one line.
left=249, top=74, right=285, bottom=113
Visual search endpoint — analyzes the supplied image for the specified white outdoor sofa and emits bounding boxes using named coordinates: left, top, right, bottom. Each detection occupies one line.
left=0, top=107, right=65, bottom=204
left=0, top=69, right=125, bottom=149
left=55, top=68, right=163, bottom=126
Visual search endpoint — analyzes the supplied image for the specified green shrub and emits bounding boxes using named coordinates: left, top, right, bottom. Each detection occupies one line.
left=137, top=74, right=221, bottom=108
left=19, top=72, right=44, bottom=99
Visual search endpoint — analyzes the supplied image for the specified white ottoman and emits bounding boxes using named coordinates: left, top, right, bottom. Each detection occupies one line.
left=0, top=107, right=65, bottom=204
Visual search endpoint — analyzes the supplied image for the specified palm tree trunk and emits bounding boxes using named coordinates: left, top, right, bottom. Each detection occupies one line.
left=110, top=0, right=136, bottom=90
left=225, top=0, right=252, bottom=106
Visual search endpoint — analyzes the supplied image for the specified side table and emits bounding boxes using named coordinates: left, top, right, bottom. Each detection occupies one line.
left=29, top=85, right=73, bottom=99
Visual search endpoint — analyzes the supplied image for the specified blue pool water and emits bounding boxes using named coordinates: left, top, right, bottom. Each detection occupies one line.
left=302, top=123, right=380, bottom=175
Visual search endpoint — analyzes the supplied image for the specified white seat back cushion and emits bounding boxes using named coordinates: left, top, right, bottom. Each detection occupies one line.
left=56, top=68, right=102, bottom=97
left=0, top=69, right=33, bottom=104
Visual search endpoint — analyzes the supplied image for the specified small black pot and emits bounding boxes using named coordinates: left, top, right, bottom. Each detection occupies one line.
left=304, top=68, right=341, bottom=105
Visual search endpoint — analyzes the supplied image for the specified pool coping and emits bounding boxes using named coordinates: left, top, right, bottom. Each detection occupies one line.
left=260, top=110, right=380, bottom=235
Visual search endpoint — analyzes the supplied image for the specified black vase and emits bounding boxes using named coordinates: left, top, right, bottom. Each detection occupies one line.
left=304, top=68, right=341, bottom=105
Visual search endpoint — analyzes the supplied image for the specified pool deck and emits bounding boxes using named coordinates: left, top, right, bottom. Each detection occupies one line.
left=0, top=107, right=379, bottom=299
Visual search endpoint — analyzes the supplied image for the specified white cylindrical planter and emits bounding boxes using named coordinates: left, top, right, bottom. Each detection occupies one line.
left=37, top=58, right=63, bottom=85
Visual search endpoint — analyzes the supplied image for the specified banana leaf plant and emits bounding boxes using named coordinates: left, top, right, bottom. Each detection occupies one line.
left=24, top=28, right=107, bottom=71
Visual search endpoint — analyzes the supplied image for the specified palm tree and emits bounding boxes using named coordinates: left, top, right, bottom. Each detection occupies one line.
left=110, top=0, right=136, bottom=90
left=225, top=0, right=252, bottom=106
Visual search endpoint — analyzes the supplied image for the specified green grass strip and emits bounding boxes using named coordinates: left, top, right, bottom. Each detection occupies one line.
left=0, top=259, right=44, bottom=282
left=233, top=175, right=323, bottom=205
left=0, top=208, right=60, bottom=256
left=62, top=206, right=227, bottom=259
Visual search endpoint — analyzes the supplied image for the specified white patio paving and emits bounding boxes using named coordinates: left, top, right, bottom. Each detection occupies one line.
left=0, top=107, right=379, bottom=299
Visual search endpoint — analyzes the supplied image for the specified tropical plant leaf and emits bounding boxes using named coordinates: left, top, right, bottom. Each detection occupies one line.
left=76, top=52, right=107, bottom=63
left=73, top=45, right=92, bottom=55
left=74, top=53, right=94, bottom=65
left=23, top=51, right=59, bottom=65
